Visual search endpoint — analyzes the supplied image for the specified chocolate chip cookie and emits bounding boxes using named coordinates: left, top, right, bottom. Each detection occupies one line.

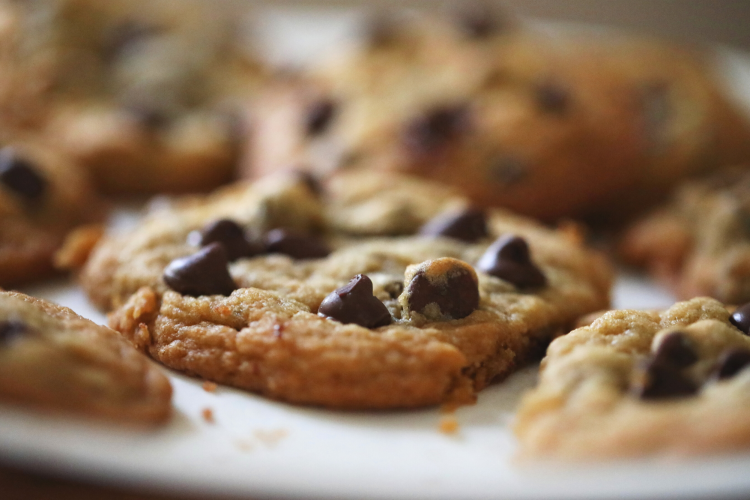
left=0, top=138, right=102, bottom=286
left=2, top=0, right=265, bottom=194
left=515, top=297, right=750, bottom=458
left=620, top=168, right=750, bottom=304
left=241, top=7, right=750, bottom=221
left=83, top=170, right=612, bottom=409
left=0, top=290, right=171, bottom=423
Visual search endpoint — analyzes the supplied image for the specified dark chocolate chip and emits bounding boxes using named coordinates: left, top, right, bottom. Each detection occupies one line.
left=105, top=20, right=158, bottom=61
left=652, top=331, right=698, bottom=368
left=264, top=229, right=330, bottom=260
left=188, top=219, right=262, bottom=261
left=0, top=148, right=47, bottom=200
left=535, top=80, right=569, bottom=114
left=419, top=208, right=488, bottom=242
left=163, top=243, right=237, bottom=297
left=633, top=358, right=698, bottom=400
left=405, top=263, right=479, bottom=320
left=0, top=320, right=26, bottom=346
left=305, top=99, right=336, bottom=137
left=476, top=235, right=546, bottom=289
left=403, top=104, right=471, bottom=155
left=454, top=3, right=503, bottom=39
left=292, top=170, right=323, bottom=197
left=730, top=303, right=750, bottom=335
left=714, top=348, right=750, bottom=380
left=318, top=274, right=392, bottom=328
left=489, top=156, right=528, bottom=185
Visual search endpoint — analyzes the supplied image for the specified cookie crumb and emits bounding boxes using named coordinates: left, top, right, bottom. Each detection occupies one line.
left=53, top=224, right=105, bottom=270
left=253, top=428, right=289, bottom=447
left=202, top=407, right=215, bottom=424
left=439, top=415, right=460, bottom=435
left=202, top=381, right=218, bottom=393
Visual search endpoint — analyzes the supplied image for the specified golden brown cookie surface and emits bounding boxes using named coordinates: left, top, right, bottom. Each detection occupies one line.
left=515, top=297, right=750, bottom=459
left=85, top=171, right=612, bottom=409
left=0, top=290, right=171, bottom=424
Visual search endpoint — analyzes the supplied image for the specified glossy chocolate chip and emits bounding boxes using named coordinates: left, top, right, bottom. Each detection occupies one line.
left=0, top=320, right=26, bottom=346
left=264, top=229, right=330, bottom=260
left=0, top=148, right=47, bottom=200
left=535, top=80, right=569, bottom=114
left=163, top=243, right=237, bottom=297
left=419, top=208, right=488, bottom=242
left=318, top=275, right=392, bottom=328
left=714, top=348, right=750, bottom=380
left=652, top=331, right=698, bottom=368
left=476, top=235, right=546, bottom=289
left=405, top=260, right=479, bottom=320
left=403, top=104, right=470, bottom=155
left=305, top=99, right=336, bottom=137
left=633, top=358, right=698, bottom=400
left=729, top=303, right=750, bottom=335
left=189, top=219, right=262, bottom=261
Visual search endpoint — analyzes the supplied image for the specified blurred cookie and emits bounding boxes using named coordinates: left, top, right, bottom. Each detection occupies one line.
left=241, top=8, right=750, bottom=221
left=620, top=167, right=750, bottom=304
left=1, top=0, right=266, bottom=193
left=0, top=138, right=102, bottom=286
left=515, top=297, right=750, bottom=458
left=83, top=170, right=612, bottom=409
left=0, top=290, right=171, bottom=424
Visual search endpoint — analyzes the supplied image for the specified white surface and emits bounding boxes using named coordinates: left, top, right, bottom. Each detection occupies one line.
left=4, top=10, right=750, bottom=500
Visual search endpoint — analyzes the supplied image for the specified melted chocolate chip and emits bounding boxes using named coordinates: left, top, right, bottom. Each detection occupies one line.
left=189, top=219, right=262, bottom=261
left=730, top=303, right=750, bottom=335
left=633, top=358, right=698, bottom=400
left=535, top=80, right=569, bottom=114
left=403, top=104, right=470, bottom=155
left=419, top=208, right=488, bottom=242
left=0, top=320, right=26, bottom=346
left=405, top=262, right=479, bottom=320
left=305, top=99, right=336, bottom=137
left=0, top=148, right=47, bottom=200
left=476, top=235, right=546, bottom=289
left=454, top=3, right=503, bottom=39
left=264, top=229, right=330, bottom=260
left=318, top=275, right=392, bottom=328
left=163, top=243, right=237, bottom=297
left=489, top=156, right=528, bottom=185
left=714, top=348, right=750, bottom=380
left=652, top=331, right=698, bottom=368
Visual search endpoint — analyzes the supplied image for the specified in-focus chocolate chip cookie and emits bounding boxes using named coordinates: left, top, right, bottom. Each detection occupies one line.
left=1, top=0, right=266, bottom=193
left=515, top=297, right=750, bottom=459
left=620, top=168, right=750, bottom=304
left=0, top=290, right=171, bottom=424
left=241, top=7, right=750, bottom=221
left=83, top=170, right=612, bottom=409
left=0, top=138, right=102, bottom=286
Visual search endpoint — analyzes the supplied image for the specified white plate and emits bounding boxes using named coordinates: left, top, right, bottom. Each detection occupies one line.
left=4, top=10, right=750, bottom=500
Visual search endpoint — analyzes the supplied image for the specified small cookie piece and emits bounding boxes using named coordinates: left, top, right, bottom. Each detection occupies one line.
left=85, top=170, right=612, bottom=409
left=515, top=297, right=750, bottom=459
left=0, top=290, right=171, bottom=424
left=620, top=167, right=750, bottom=304
left=1, top=0, right=266, bottom=193
left=0, top=139, right=103, bottom=286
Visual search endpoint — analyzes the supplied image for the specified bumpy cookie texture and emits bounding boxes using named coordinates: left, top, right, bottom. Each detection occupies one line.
left=0, top=291, right=171, bottom=424
left=620, top=168, right=750, bottom=304
left=515, top=297, right=750, bottom=459
left=0, top=139, right=102, bottom=286
left=85, top=170, right=612, bottom=409
left=1, top=0, right=266, bottom=193
left=241, top=7, right=750, bottom=221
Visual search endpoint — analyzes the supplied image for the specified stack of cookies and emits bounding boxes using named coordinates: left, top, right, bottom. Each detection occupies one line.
left=2, top=0, right=750, bottom=464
